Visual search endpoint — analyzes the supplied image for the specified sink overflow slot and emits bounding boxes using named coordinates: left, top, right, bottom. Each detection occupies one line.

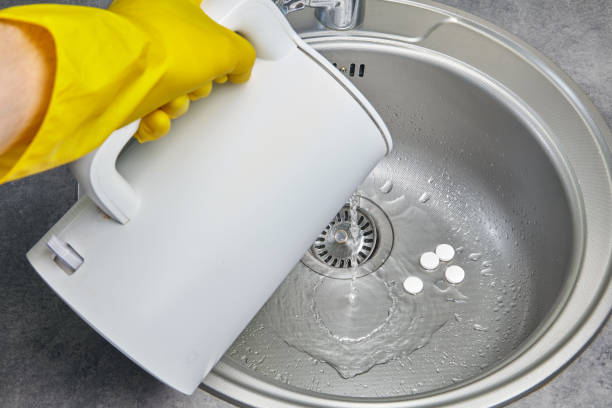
left=332, top=62, right=366, bottom=78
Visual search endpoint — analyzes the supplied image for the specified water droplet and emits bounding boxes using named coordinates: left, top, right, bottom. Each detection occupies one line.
left=379, top=179, right=393, bottom=194
left=480, top=268, right=493, bottom=276
left=469, top=252, right=482, bottom=261
left=419, top=192, right=431, bottom=203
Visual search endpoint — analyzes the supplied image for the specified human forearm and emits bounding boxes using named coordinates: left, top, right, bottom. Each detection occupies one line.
left=0, top=20, right=54, bottom=156
left=0, top=0, right=253, bottom=184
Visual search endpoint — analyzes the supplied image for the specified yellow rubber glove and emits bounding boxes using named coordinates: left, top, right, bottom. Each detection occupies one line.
left=0, top=0, right=255, bottom=184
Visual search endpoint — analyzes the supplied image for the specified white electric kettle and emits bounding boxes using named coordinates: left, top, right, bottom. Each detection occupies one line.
left=27, top=0, right=391, bottom=394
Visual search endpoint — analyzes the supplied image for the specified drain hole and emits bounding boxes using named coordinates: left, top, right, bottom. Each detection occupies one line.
left=309, top=204, right=377, bottom=269
left=301, top=197, right=394, bottom=279
left=349, top=63, right=356, bottom=77
left=359, top=64, right=365, bottom=77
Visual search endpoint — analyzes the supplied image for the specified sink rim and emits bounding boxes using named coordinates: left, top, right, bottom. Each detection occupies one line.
left=202, top=1, right=612, bottom=406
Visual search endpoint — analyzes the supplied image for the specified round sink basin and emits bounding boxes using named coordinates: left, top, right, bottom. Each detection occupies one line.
left=202, top=1, right=612, bottom=406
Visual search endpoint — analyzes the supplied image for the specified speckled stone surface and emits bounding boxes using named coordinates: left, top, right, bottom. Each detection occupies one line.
left=0, top=0, right=610, bottom=407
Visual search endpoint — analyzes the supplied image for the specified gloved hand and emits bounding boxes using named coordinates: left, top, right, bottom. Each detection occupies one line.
left=0, top=0, right=255, bottom=184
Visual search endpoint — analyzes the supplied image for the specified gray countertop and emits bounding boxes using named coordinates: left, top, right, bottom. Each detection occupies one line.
left=0, top=0, right=610, bottom=407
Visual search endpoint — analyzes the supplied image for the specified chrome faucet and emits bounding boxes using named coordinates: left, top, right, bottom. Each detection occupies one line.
left=275, top=0, right=364, bottom=30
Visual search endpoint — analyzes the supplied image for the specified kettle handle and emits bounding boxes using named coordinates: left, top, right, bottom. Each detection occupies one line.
left=70, top=120, right=141, bottom=225
left=70, top=0, right=298, bottom=224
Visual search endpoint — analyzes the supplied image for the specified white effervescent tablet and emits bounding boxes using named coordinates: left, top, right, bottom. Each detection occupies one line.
left=420, top=251, right=440, bottom=270
left=403, top=276, right=424, bottom=294
left=435, top=244, right=455, bottom=262
left=445, top=265, right=465, bottom=284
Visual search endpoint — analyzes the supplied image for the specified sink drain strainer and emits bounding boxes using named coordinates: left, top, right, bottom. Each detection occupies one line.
left=301, top=196, right=393, bottom=279
left=311, top=206, right=377, bottom=268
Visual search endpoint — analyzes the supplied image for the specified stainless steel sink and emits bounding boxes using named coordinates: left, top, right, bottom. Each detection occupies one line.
left=201, top=0, right=612, bottom=406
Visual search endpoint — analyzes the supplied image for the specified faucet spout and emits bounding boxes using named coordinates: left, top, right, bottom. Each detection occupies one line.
left=276, top=0, right=364, bottom=30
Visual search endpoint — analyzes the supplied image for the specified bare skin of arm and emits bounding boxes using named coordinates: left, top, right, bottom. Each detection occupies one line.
left=0, top=21, right=54, bottom=156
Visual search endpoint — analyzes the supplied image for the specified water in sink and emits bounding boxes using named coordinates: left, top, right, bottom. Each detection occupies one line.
left=260, top=187, right=468, bottom=378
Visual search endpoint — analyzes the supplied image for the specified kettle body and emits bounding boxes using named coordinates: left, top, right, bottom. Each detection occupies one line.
left=26, top=0, right=391, bottom=394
